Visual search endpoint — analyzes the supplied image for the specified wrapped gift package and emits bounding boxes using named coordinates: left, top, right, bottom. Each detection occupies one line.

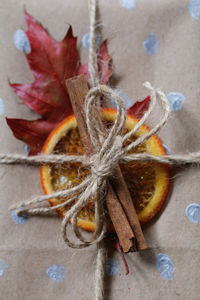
left=0, top=0, right=199, bottom=299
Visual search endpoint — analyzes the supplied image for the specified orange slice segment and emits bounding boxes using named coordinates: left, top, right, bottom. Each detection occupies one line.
left=40, top=108, right=169, bottom=231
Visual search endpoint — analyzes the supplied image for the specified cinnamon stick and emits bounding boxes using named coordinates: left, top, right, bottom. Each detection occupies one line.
left=66, top=75, right=147, bottom=252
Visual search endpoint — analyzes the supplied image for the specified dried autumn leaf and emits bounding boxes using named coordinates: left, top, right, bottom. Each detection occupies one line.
left=7, top=11, right=112, bottom=155
left=128, top=96, right=150, bottom=119
left=6, top=118, right=52, bottom=155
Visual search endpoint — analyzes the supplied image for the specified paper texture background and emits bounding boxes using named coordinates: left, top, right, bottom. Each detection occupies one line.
left=0, top=0, right=200, bottom=299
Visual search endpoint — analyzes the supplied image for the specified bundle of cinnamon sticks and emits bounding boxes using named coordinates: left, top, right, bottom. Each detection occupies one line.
left=66, top=75, right=147, bottom=253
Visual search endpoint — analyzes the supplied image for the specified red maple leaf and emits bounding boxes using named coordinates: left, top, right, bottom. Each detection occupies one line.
left=7, top=11, right=112, bottom=155
left=128, top=96, right=150, bottom=119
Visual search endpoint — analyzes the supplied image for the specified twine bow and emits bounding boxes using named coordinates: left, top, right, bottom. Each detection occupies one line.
left=9, top=81, right=170, bottom=249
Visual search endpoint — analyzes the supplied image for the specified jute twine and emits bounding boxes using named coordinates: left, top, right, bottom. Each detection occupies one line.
left=1, top=0, right=200, bottom=299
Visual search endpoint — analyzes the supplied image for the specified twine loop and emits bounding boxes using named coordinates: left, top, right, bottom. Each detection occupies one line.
left=86, top=85, right=125, bottom=179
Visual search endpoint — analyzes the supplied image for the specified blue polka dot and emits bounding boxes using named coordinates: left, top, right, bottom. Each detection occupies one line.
left=11, top=209, right=27, bottom=225
left=188, top=0, right=200, bottom=20
left=162, top=143, right=170, bottom=155
left=142, top=33, right=159, bottom=55
left=104, top=258, right=118, bottom=276
left=81, top=32, right=101, bottom=50
left=119, top=0, right=136, bottom=9
left=156, top=253, right=174, bottom=280
left=111, top=90, right=132, bottom=110
left=185, top=203, right=200, bottom=223
left=167, top=92, right=185, bottom=111
left=0, top=98, right=5, bottom=115
left=0, top=259, right=8, bottom=276
left=24, top=144, right=30, bottom=155
left=13, top=29, right=31, bottom=54
left=46, top=264, right=66, bottom=282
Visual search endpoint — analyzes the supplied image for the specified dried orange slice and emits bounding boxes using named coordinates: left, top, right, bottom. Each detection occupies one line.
left=40, top=108, right=169, bottom=231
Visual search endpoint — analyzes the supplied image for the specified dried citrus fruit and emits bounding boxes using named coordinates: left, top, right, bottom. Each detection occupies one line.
left=40, top=108, right=169, bottom=231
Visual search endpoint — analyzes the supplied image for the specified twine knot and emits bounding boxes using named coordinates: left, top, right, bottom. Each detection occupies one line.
left=90, top=135, right=123, bottom=179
